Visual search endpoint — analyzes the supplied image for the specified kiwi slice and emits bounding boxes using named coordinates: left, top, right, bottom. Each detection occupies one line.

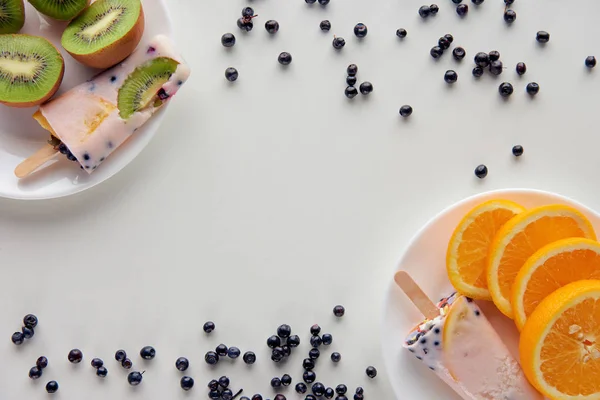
left=0, top=34, right=65, bottom=108
left=117, top=57, right=178, bottom=119
left=61, top=0, right=144, bottom=69
left=0, top=0, right=25, bottom=33
left=28, top=0, right=89, bottom=21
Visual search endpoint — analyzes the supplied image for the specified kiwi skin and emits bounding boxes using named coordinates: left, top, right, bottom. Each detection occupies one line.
left=66, top=5, right=145, bottom=69
left=0, top=0, right=25, bottom=34
left=27, top=0, right=90, bottom=21
left=0, top=35, right=65, bottom=108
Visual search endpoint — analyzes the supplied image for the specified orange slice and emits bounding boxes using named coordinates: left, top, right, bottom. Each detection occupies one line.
left=447, top=199, right=525, bottom=299
left=487, top=205, right=596, bottom=318
left=520, top=280, right=600, bottom=400
left=512, top=238, right=600, bottom=331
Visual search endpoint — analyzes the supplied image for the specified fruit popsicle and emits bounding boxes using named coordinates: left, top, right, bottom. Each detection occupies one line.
left=403, top=292, right=543, bottom=400
left=25, top=34, right=190, bottom=176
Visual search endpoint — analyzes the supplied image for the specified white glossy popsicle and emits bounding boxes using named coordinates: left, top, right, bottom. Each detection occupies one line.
left=36, top=34, right=191, bottom=173
left=403, top=292, right=543, bottom=400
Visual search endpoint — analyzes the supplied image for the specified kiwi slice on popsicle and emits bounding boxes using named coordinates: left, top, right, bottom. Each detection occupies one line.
left=61, top=0, right=144, bottom=69
left=0, top=34, right=65, bottom=108
left=0, top=0, right=25, bottom=33
left=117, top=57, right=179, bottom=119
left=28, top=0, right=89, bottom=21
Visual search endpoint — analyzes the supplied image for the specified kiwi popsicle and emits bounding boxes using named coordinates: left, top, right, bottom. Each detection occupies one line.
left=31, top=34, right=190, bottom=174
left=403, top=292, right=542, bottom=399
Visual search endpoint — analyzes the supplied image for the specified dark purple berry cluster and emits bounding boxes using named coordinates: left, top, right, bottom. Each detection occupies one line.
left=11, top=314, right=37, bottom=346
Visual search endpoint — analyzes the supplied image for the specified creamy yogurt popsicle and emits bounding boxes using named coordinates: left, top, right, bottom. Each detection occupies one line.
left=403, top=293, right=543, bottom=400
left=29, top=34, right=190, bottom=174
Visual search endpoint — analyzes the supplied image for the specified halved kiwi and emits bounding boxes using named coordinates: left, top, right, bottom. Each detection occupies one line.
left=0, top=34, right=65, bottom=108
left=117, top=57, right=178, bottom=119
left=0, top=0, right=25, bottom=33
left=61, top=0, right=144, bottom=69
left=28, top=0, right=89, bottom=21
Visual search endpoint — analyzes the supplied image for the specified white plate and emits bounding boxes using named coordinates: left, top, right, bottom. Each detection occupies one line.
left=381, top=188, right=600, bottom=400
left=0, top=0, right=173, bottom=200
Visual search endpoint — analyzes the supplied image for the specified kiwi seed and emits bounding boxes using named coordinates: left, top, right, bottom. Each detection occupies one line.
left=0, top=0, right=25, bottom=34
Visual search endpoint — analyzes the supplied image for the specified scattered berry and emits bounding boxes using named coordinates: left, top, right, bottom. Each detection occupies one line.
left=243, top=351, right=256, bottom=364
left=181, top=376, right=194, bottom=390
left=489, top=60, right=503, bottom=75
left=115, top=350, right=127, bottom=362
left=274, top=395, right=286, bottom=400
left=354, top=23, right=368, bottom=38
left=526, top=82, right=540, bottom=95
left=512, top=145, right=524, bottom=157
left=366, top=366, right=378, bottom=378
left=418, top=5, right=431, bottom=18
left=444, top=70, right=458, bottom=83
left=216, top=344, right=228, bottom=357
left=475, top=164, right=488, bottom=179
left=488, top=51, right=500, bottom=62
left=347, top=64, right=358, bottom=76
left=472, top=66, right=484, bottom=77
left=309, top=348, right=321, bottom=359
left=472, top=0, right=484, bottom=4
left=499, top=82, right=514, bottom=97
left=175, top=357, right=189, bottom=371
left=429, top=4, right=439, bottom=14
left=303, top=358, right=315, bottom=370
left=333, top=37, right=346, bottom=49
left=221, top=34, right=235, bottom=48
left=331, top=352, right=341, bottom=362
left=23, top=314, right=38, bottom=329
left=438, top=37, right=450, bottom=50
left=121, top=358, right=133, bottom=369
left=345, top=86, right=358, bottom=98
left=242, top=7, right=254, bottom=18
left=474, top=52, right=490, bottom=67
left=347, top=75, right=357, bottom=85
left=504, top=10, right=516, bottom=23
left=313, top=382, right=326, bottom=396
left=281, top=374, right=292, bottom=386
left=504, top=0, right=514, bottom=3
left=22, top=326, right=34, bottom=339
left=205, top=351, right=219, bottom=365
left=278, top=52, right=292, bottom=65
left=536, top=31, right=550, bottom=43
left=306, top=0, right=316, bottom=3
left=288, top=335, right=301, bottom=347
left=277, top=324, right=292, bottom=338
left=203, top=321, right=216, bottom=333
left=310, top=335, right=323, bottom=348
left=359, top=83, right=373, bottom=95
left=91, top=358, right=104, bottom=369
left=208, top=380, right=219, bottom=390
left=96, top=367, right=108, bottom=378
left=68, top=349, right=83, bottom=364
left=452, top=0, right=462, bottom=2
left=46, top=381, right=59, bottom=393
left=516, top=62, right=527, bottom=75
left=456, top=4, right=468, bottom=16
left=265, top=20, right=280, bottom=34
left=320, top=20, right=331, bottom=31
left=430, top=46, right=444, bottom=59
left=303, top=370, right=316, bottom=383
left=29, top=366, right=43, bottom=380
left=296, top=382, right=308, bottom=393
left=318, top=0, right=330, bottom=4
left=585, top=56, right=597, bottom=68
left=267, top=335, right=282, bottom=348
left=228, top=347, right=241, bottom=359
left=336, top=384, right=348, bottom=394
left=237, top=18, right=253, bottom=32
left=325, top=387, right=335, bottom=398
left=11, top=332, right=24, bottom=345
left=452, top=47, right=466, bottom=60
left=140, top=346, right=156, bottom=360
left=322, top=333, right=333, bottom=345
left=399, top=105, right=413, bottom=117
left=396, top=28, right=407, bottom=38
left=271, top=377, right=282, bottom=388
left=128, top=371, right=143, bottom=386
left=282, top=345, right=291, bottom=356
left=37, top=356, right=48, bottom=369
left=444, top=34, right=454, bottom=43
left=271, top=347, right=284, bottom=362
left=225, top=67, right=239, bottom=82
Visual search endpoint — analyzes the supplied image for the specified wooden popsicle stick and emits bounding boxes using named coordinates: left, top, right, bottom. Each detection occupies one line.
left=394, top=271, right=439, bottom=320
left=14, top=144, right=59, bottom=178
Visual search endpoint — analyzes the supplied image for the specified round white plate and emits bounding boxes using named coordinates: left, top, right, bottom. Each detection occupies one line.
left=0, top=0, right=173, bottom=200
left=381, top=188, right=600, bottom=400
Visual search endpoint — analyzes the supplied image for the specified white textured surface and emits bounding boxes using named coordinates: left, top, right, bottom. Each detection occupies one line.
left=1, top=0, right=600, bottom=399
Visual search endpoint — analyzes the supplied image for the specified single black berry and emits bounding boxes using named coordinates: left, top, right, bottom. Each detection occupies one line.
left=306, top=0, right=316, bottom=3
left=312, top=382, right=326, bottom=396
left=536, top=31, right=550, bottom=43
left=208, top=380, right=219, bottom=391
left=267, top=335, right=281, bottom=348
left=444, top=70, right=458, bottom=83
left=333, top=37, right=346, bottom=49
left=288, top=335, right=301, bottom=347
left=438, top=37, right=450, bottom=50
left=271, top=377, right=282, bottom=387
left=331, top=352, right=341, bottom=362
left=345, top=86, right=358, bottom=98
left=418, top=5, right=431, bottom=18
left=318, top=0, right=330, bottom=4
left=310, top=335, right=323, bottom=348
left=115, top=350, right=127, bottom=362
left=526, top=82, right=540, bottom=95
left=452, top=47, right=466, bottom=60
left=347, top=64, right=358, bottom=76
left=227, top=347, right=241, bottom=359
left=216, top=344, right=228, bottom=357
left=91, top=358, right=104, bottom=369
left=265, top=20, right=280, bottom=34
left=504, top=10, right=516, bottom=23
left=29, top=366, right=43, bottom=379
left=359, top=82, right=373, bottom=95
left=474, top=52, right=490, bottom=67
left=121, top=358, right=133, bottom=369
left=203, top=321, right=216, bottom=333
left=37, top=356, right=48, bottom=369
left=499, top=82, right=514, bottom=97
left=222, top=390, right=234, bottom=400
left=356, top=387, right=364, bottom=394
left=366, top=366, right=378, bottom=378
left=21, top=326, right=34, bottom=339
left=274, top=395, right=286, bottom=400
left=11, top=332, right=24, bottom=345
left=320, top=20, right=331, bottom=31
left=472, top=66, right=484, bottom=77
left=346, top=76, right=357, bottom=88
left=221, top=34, right=235, bottom=48
left=430, top=46, right=444, bottom=59
left=322, top=333, right=333, bottom=345
left=472, top=0, right=484, bottom=4
left=504, top=0, right=514, bottom=3
left=475, top=164, right=488, bottom=179
left=242, top=7, right=254, bottom=17
left=452, top=0, right=462, bottom=2
left=128, top=371, right=143, bottom=386
left=23, top=314, right=38, bottom=329
left=281, top=374, right=292, bottom=386
left=303, top=370, right=316, bottom=383
left=399, top=105, right=413, bottom=117
left=277, top=324, right=292, bottom=338
left=456, top=4, right=468, bottom=16
left=68, top=349, right=83, bottom=364
left=429, top=4, right=439, bottom=14
left=489, top=60, right=503, bottom=75
left=296, top=382, right=308, bottom=393
left=96, top=367, right=108, bottom=378
left=512, top=145, right=524, bottom=157
left=243, top=351, right=256, bottom=364
left=220, top=376, right=231, bottom=388
left=205, top=351, right=219, bottom=365
left=237, top=18, right=253, bottom=32
left=282, top=345, right=291, bottom=356
left=251, top=396, right=263, bottom=400
left=585, top=56, right=597, bottom=68
left=336, top=384, right=348, bottom=394
left=354, top=23, right=368, bottom=38
left=396, top=28, right=407, bottom=38
left=175, top=357, right=189, bottom=371
left=271, top=347, right=284, bottom=362
left=46, top=381, right=59, bottom=393
left=444, top=34, right=454, bottom=43
left=516, top=62, right=527, bottom=75
left=303, top=358, right=315, bottom=370
left=225, top=67, right=239, bottom=82
left=181, top=376, right=194, bottom=390
left=140, top=346, right=156, bottom=360
left=325, top=388, right=335, bottom=398
left=488, top=51, right=500, bottom=62
left=278, top=52, right=293, bottom=66
left=309, top=348, right=320, bottom=359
